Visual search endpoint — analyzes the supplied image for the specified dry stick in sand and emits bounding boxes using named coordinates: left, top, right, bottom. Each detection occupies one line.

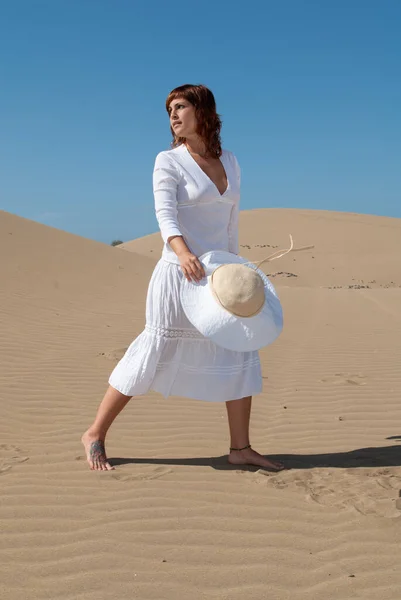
left=243, top=234, right=314, bottom=270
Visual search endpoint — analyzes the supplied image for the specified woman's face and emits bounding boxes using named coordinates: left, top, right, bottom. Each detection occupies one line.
left=168, top=97, right=197, bottom=138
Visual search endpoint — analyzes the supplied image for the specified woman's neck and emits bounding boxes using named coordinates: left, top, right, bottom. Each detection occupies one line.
left=184, top=136, right=207, bottom=158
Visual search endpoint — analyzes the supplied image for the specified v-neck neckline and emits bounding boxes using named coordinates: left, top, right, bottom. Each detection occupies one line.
left=182, top=145, right=229, bottom=197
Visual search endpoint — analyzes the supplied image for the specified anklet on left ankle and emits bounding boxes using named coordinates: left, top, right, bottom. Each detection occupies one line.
left=229, top=444, right=251, bottom=452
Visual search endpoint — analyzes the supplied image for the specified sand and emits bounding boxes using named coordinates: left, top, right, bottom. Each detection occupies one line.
left=1, top=207, right=401, bottom=600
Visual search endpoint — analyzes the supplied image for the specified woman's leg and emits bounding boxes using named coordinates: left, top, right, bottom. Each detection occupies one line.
left=225, top=396, right=285, bottom=471
left=82, top=385, right=131, bottom=471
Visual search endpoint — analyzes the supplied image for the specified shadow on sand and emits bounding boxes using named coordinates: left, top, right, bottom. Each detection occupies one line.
left=109, top=437, right=401, bottom=471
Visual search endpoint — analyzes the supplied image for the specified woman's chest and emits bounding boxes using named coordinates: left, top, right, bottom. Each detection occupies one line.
left=175, top=157, right=239, bottom=206
left=192, top=157, right=228, bottom=196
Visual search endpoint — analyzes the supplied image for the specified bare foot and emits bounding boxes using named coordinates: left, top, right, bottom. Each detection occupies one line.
left=81, top=430, right=114, bottom=471
left=228, top=446, right=286, bottom=472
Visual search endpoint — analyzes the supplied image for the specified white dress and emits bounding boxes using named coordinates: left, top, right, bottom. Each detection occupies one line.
left=108, top=144, right=263, bottom=402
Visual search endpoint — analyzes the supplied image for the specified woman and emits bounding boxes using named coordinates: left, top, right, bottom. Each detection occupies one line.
left=82, top=84, right=285, bottom=473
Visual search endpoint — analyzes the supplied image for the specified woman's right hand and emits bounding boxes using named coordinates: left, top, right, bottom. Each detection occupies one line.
left=178, top=251, right=206, bottom=283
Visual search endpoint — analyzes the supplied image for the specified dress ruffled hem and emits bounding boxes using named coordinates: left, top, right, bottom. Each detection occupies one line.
left=108, top=327, right=263, bottom=402
left=108, top=259, right=263, bottom=402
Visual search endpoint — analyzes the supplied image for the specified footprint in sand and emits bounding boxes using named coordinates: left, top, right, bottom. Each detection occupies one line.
left=97, top=347, right=128, bottom=361
left=0, top=444, right=29, bottom=474
left=320, top=373, right=367, bottom=386
left=254, top=467, right=401, bottom=518
left=111, top=466, right=173, bottom=482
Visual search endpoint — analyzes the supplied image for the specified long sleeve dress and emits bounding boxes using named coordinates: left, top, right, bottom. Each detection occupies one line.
left=108, top=143, right=263, bottom=402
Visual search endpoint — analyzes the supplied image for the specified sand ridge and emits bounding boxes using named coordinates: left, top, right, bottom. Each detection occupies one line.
left=1, top=208, right=401, bottom=600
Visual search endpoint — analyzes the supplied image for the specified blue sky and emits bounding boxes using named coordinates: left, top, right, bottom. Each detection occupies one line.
left=1, top=0, right=400, bottom=244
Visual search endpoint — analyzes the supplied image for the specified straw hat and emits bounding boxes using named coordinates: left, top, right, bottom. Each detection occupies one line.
left=180, top=236, right=313, bottom=352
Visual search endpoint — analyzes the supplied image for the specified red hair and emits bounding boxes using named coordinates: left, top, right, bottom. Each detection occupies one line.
left=165, top=84, right=223, bottom=158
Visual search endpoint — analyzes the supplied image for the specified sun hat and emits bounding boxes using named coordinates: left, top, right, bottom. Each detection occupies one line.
left=180, top=235, right=313, bottom=352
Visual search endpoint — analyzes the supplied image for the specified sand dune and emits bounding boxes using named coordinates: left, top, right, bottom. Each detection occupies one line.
left=1, top=208, right=401, bottom=600
left=122, top=208, right=401, bottom=289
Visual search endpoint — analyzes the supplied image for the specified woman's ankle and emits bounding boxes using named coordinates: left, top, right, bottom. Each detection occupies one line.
left=83, top=426, right=106, bottom=441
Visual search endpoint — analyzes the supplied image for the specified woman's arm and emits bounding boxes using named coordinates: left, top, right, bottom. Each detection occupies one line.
left=228, top=154, right=241, bottom=254
left=153, top=152, right=205, bottom=282
left=228, top=203, right=239, bottom=255
left=153, top=152, right=183, bottom=246
left=167, top=234, right=190, bottom=256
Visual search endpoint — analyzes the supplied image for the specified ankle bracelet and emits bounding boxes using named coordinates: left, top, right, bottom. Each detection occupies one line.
left=229, top=444, right=251, bottom=452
